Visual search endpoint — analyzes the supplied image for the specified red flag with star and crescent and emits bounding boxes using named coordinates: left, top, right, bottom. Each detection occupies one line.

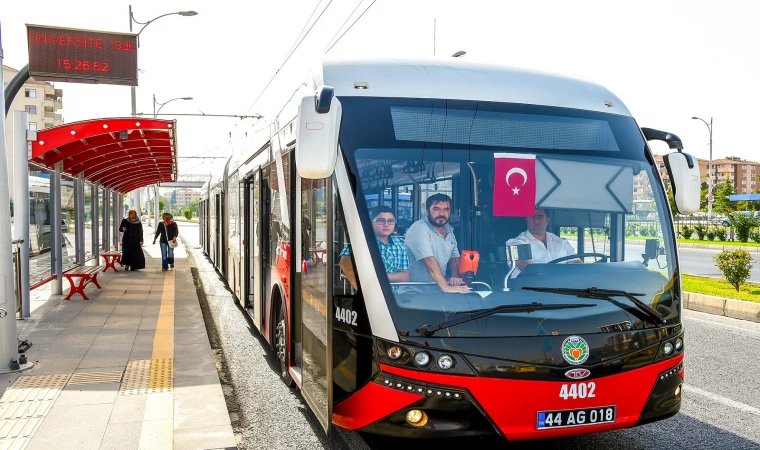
left=493, top=153, right=536, bottom=217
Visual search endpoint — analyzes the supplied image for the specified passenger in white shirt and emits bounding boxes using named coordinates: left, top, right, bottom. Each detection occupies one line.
left=506, top=209, right=581, bottom=277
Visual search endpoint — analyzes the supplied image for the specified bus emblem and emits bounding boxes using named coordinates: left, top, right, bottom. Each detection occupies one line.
left=562, top=336, right=590, bottom=365
left=565, top=368, right=591, bottom=379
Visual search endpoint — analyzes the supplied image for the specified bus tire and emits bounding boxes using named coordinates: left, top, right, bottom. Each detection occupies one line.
left=274, top=298, right=294, bottom=387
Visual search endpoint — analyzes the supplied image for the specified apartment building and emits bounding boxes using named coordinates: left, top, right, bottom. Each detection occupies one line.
left=3, top=65, right=64, bottom=197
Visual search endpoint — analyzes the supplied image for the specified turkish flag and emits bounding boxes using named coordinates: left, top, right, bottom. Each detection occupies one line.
left=493, top=153, right=536, bottom=217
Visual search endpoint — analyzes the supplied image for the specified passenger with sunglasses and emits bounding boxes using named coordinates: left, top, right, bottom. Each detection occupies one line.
left=340, top=206, right=410, bottom=290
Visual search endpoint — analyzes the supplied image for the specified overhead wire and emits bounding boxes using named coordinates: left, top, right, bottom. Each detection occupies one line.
left=324, top=0, right=377, bottom=54
left=244, top=0, right=336, bottom=115
left=323, top=0, right=366, bottom=52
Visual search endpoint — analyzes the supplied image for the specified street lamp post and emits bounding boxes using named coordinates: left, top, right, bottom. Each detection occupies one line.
left=692, top=116, right=713, bottom=220
left=128, top=5, right=198, bottom=116
left=153, top=95, right=193, bottom=118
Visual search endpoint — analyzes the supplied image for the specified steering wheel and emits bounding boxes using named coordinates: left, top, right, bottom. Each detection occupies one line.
left=548, top=253, right=608, bottom=264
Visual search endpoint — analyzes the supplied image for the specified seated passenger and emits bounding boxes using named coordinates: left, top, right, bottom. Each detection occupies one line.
left=507, top=208, right=580, bottom=277
left=405, top=194, right=469, bottom=294
left=339, top=206, right=410, bottom=290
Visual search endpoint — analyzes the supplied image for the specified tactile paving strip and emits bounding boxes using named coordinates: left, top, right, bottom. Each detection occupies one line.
left=0, top=374, right=71, bottom=448
left=119, top=358, right=174, bottom=395
left=67, top=371, right=123, bottom=386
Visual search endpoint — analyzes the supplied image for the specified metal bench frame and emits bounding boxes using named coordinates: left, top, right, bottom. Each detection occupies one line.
left=62, top=266, right=103, bottom=300
left=101, top=251, right=123, bottom=273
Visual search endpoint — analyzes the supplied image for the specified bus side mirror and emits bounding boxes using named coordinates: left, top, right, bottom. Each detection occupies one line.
left=663, top=151, right=700, bottom=215
left=296, top=85, right=341, bottom=179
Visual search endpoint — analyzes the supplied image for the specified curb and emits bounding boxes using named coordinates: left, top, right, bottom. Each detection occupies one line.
left=684, top=291, right=760, bottom=322
left=677, top=242, right=760, bottom=252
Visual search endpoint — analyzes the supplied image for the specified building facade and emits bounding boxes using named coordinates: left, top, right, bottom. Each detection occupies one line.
left=3, top=65, right=64, bottom=198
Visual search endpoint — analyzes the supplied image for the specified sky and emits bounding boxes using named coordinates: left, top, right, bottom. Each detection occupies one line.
left=3, top=0, right=759, bottom=175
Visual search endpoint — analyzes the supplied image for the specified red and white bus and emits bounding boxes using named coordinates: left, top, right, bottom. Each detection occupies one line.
left=200, top=57, right=700, bottom=441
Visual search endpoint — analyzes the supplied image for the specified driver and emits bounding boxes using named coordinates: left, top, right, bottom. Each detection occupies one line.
left=506, top=208, right=580, bottom=277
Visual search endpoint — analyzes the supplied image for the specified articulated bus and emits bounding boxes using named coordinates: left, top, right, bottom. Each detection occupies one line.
left=199, top=58, right=700, bottom=441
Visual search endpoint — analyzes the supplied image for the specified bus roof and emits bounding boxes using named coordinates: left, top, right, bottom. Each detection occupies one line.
left=319, top=57, right=632, bottom=117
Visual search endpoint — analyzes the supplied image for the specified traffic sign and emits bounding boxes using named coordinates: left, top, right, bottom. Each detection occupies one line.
left=707, top=193, right=714, bottom=203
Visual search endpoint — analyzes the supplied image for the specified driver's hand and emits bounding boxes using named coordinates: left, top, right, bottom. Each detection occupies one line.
left=442, top=285, right=470, bottom=294
left=448, top=277, right=464, bottom=286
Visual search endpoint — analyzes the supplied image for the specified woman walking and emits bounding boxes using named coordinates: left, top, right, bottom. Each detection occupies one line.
left=119, top=209, right=145, bottom=271
left=153, top=213, right=179, bottom=271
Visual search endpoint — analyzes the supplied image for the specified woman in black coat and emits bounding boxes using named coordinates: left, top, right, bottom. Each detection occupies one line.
left=119, top=209, right=146, bottom=271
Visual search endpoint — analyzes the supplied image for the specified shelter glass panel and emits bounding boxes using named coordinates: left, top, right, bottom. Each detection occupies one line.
left=84, top=183, right=93, bottom=257
left=29, top=165, right=52, bottom=284
left=61, top=177, right=76, bottom=271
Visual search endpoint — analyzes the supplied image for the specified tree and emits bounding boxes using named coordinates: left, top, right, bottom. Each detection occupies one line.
left=714, top=250, right=753, bottom=291
left=663, top=180, right=678, bottom=216
left=713, top=177, right=737, bottom=215
left=183, top=209, right=192, bottom=220
left=699, top=182, right=709, bottom=211
left=159, top=199, right=166, bottom=211
left=188, top=199, right=200, bottom=215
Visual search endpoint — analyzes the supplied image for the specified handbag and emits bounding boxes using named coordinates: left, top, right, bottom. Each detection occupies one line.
left=168, top=239, right=179, bottom=249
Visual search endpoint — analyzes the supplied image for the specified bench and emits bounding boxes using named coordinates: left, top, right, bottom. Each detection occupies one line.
left=101, top=251, right=123, bottom=272
left=62, top=266, right=102, bottom=300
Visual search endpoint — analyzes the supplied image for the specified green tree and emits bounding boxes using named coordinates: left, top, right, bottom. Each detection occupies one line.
left=714, top=250, right=754, bottom=291
left=159, top=199, right=166, bottom=211
left=183, top=209, right=192, bottom=220
left=699, top=182, right=709, bottom=211
left=713, top=177, right=737, bottom=215
left=188, top=198, right=200, bottom=215
left=663, top=180, right=678, bottom=216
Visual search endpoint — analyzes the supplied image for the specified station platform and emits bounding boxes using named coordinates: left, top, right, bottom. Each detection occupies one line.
left=0, top=242, right=236, bottom=450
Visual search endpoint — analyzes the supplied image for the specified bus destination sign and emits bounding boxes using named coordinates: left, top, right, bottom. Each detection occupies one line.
left=27, top=24, right=138, bottom=86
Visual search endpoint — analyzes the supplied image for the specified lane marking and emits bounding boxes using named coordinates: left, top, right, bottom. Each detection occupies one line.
left=683, top=385, right=760, bottom=416
left=685, top=315, right=760, bottom=335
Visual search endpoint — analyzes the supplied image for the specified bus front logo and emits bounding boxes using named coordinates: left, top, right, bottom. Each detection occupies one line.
left=562, top=336, right=590, bottom=365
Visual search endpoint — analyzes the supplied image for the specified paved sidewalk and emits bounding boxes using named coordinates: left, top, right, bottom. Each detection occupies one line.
left=0, top=242, right=236, bottom=450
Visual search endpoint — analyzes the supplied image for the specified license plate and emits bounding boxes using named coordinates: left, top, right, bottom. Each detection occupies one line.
left=537, top=406, right=616, bottom=429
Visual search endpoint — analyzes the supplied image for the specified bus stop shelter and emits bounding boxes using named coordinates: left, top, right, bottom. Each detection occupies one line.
left=23, top=118, right=178, bottom=302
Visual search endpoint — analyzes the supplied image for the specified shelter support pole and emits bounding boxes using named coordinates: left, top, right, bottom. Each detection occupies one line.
left=75, top=173, right=85, bottom=265
left=51, top=162, right=62, bottom=295
left=113, top=192, right=120, bottom=250
left=92, top=182, right=100, bottom=259
left=0, top=44, right=21, bottom=369
left=12, top=111, right=30, bottom=317
left=103, top=188, right=110, bottom=251
left=154, top=185, right=159, bottom=229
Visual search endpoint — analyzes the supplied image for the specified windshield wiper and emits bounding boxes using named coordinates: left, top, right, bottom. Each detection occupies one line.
left=417, top=302, right=596, bottom=337
left=521, top=286, right=666, bottom=326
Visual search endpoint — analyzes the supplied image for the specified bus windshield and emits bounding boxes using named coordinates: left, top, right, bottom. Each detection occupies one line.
left=338, top=97, right=681, bottom=338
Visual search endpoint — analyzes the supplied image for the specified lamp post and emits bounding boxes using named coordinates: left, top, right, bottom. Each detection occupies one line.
left=153, top=95, right=193, bottom=118
left=129, top=6, right=198, bottom=116
left=692, top=116, right=713, bottom=220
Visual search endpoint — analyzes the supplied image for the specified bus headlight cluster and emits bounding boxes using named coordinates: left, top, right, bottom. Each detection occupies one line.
left=377, top=339, right=474, bottom=375
left=657, top=334, right=684, bottom=361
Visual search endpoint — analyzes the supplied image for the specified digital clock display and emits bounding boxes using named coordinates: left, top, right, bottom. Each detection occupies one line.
left=27, top=24, right=138, bottom=86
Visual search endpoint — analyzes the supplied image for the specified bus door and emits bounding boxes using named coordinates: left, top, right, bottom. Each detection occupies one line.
left=215, top=193, right=221, bottom=266
left=245, top=171, right=263, bottom=331
left=299, top=175, right=332, bottom=431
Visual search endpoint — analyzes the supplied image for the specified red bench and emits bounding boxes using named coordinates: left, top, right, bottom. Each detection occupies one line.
left=101, top=251, right=123, bottom=272
left=62, top=266, right=102, bottom=300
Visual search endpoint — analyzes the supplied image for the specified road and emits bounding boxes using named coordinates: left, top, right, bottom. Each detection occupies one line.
left=183, top=221, right=760, bottom=449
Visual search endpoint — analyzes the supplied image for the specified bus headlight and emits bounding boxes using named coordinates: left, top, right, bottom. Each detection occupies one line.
left=675, top=338, right=683, bottom=351
left=437, top=354, right=455, bottom=371
left=414, top=351, right=431, bottom=367
left=387, top=346, right=403, bottom=360
left=663, top=342, right=674, bottom=355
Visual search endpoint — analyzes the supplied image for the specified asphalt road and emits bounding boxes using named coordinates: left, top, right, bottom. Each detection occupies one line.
left=183, top=222, right=760, bottom=449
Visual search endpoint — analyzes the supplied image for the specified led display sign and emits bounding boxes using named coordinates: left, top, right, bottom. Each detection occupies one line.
left=27, top=24, right=138, bottom=86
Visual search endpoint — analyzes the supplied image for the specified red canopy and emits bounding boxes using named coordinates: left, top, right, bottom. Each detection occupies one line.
left=30, top=118, right=178, bottom=193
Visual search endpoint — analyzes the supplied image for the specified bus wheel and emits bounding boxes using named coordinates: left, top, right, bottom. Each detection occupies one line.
left=275, top=300, right=294, bottom=387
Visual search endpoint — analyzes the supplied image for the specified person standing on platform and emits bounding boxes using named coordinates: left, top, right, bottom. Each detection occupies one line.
left=153, top=213, right=179, bottom=271
left=119, top=209, right=146, bottom=271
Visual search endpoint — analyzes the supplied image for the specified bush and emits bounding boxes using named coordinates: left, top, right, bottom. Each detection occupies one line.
left=750, top=231, right=760, bottom=243
left=713, top=250, right=754, bottom=291
left=183, top=209, right=192, bottom=220
left=694, top=225, right=707, bottom=240
left=728, top=212, right=760, bottom=243
left=680, top=226, right=693, bottom=239
left=706, top=230, right=716, bottom=241
left=716, top=227, right=728, bottom=242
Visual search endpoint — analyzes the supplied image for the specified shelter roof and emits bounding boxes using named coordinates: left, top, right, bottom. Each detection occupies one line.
left=30, top=118, right=177, bottom=193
